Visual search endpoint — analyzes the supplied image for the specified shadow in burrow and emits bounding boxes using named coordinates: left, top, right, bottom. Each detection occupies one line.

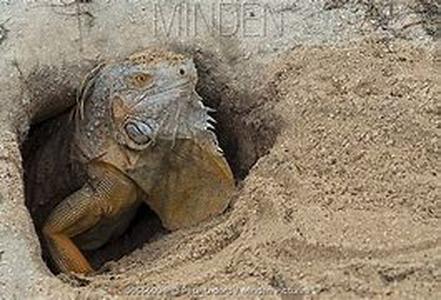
left=20, top=49, right=282, bottom=275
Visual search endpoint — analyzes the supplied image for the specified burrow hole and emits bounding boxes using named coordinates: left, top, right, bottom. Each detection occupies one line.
left=21, top=51, right=280, bottom=274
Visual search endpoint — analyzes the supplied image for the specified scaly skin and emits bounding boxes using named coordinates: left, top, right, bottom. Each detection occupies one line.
left=41, top=49, right=235, bottom=274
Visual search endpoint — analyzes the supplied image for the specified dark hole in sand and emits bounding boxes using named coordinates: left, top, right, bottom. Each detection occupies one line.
left=20, top=51, right=280, bottom=275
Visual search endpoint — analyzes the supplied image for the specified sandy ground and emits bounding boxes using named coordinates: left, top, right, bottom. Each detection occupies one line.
left=51, top=39, right=438, bottom=299
left=0, top=0, right=439, bottom=298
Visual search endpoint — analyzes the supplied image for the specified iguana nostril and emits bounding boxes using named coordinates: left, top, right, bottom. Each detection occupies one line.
left=179, top=68, right=185, bottom=75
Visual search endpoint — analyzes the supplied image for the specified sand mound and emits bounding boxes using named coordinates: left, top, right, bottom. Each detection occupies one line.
left=47, top=39, right=439, bottom=298
left=0, top=1, right=439, bottom=298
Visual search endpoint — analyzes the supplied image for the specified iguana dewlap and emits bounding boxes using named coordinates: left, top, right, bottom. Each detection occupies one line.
left=40, top=49, right=235, bottom=274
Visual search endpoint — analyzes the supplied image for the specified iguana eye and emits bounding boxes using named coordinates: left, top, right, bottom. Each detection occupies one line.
left=131, top=73, right=153, bottom=88
left=125, top=121, right=152, bottom=145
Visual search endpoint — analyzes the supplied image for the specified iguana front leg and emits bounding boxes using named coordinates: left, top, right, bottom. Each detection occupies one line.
left=42, top=164, right=138, bottom=274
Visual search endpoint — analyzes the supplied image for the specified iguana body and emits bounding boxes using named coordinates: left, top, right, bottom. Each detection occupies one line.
left=27, top=49, right=234, bottom=274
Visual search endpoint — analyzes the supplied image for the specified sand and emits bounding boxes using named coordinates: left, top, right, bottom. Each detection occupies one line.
left=62, top=39, right=439, bottom=298
left=0, top=1, right=439, bottom=298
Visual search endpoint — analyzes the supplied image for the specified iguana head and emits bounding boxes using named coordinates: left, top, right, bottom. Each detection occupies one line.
left=75, top=48, right=234, bottom=229
left=77, top=48, right=223, bottom=156
left=110, top=50, right=201, bottom=148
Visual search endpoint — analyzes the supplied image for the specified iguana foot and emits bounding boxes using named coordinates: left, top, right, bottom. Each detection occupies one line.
left=42, top=163, right=138, bottom=274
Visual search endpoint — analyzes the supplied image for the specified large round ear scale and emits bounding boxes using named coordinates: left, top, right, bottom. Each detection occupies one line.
left=124, top=121, right=153, bottom=146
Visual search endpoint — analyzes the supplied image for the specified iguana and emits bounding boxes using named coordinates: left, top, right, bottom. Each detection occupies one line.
left=27, top=48, right=235, bottom=274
